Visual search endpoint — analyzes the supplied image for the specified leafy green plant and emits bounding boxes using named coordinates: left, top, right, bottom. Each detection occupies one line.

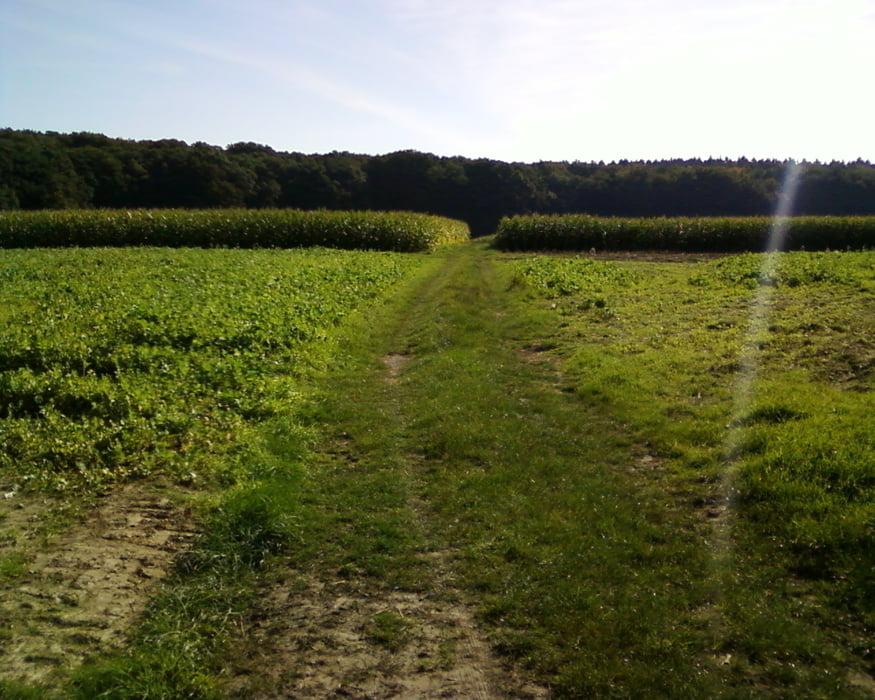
left=369, top=612, right=410, bottom=652
left=0, top=247, right=424, bottom=492
left=510, top=255, right=636, bottom=314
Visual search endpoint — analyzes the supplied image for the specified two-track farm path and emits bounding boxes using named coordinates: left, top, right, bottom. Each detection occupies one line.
left=224, top=242, right=560, bottom=698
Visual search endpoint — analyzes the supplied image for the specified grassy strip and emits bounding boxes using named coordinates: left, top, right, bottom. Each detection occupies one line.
left=495, top=213, right=875, bottom=251
left=380, top=246, right=718, bottom=695
left=508, top=249, right=875, bottom=695
left=0, top=209, right=470, bottom=252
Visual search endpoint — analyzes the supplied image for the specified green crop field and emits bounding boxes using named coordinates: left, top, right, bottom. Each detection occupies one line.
left=0, top=209, right=470, bottom=252
left=496, top=213, right=875, bottom=251
left=0, top=247, right=424, bottom=492
left=1, top=240, right=873, bottom=699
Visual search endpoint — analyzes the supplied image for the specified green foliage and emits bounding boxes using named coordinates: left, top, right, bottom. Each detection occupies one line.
left=495, top=214, right=875, bottom=252
left=0, top=247, right=422, bottom=492
left=690, top=250, right=860, bottom=287
left=511, top=255, right=634, bottom=293
left=0, top=209, right=470, bottom=252
left=5, top=130, right=875, bottom=239
left=522, top=251, right=875, bottom=627
left=0, top=681, right=52, bottom=700
left=510, top=255, right=636, bottom=315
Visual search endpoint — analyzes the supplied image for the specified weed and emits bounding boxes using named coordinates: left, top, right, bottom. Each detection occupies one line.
left=0, top=552, right=27, bottom=580
left=368, top=611, right=410, bottom=652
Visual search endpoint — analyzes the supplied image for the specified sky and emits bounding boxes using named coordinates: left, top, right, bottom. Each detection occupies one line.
left=2, top=0, right=874, bottom=163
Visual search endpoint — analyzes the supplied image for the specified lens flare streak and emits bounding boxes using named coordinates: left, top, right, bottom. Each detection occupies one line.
left=711, top=160, right=804, bottom=569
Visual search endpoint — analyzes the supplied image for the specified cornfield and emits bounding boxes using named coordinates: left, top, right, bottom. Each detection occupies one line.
left=495, top=214, right=875, bottom=252
left=0, top=209, right=470, bottom=252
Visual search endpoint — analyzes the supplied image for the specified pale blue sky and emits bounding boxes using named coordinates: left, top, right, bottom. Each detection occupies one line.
left=3, top=0, right=874, bottom=162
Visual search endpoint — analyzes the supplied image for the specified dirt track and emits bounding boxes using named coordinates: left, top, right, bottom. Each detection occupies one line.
left=225, top=566, right=548, bottom=699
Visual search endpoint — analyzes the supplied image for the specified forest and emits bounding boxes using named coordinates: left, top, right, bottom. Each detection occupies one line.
left=3, top=128, right=875, bottom=236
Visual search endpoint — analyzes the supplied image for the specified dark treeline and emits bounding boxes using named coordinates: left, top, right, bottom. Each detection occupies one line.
left=3, top=128, right=875, bottom=236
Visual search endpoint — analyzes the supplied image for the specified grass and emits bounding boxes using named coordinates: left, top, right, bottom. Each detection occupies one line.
left=0, top=682, right=50, bottom=700
left=506, top=249, right=874, bottom=696
left=368, top=612, right=411, bottom=652
left=0, top=551, right=27, bottom=579
left=2, top=242, right=872, bottom=698
left=387, top=247, right=716, bottom=696
left=278, top=242, right=873, bottom=697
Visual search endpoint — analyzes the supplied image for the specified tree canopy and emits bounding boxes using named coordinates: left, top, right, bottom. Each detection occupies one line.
left=2, top=129, right=874, bottom=235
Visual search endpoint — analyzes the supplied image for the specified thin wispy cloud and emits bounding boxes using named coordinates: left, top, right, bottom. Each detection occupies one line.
left=168, top=34, right=475, bottom=152
left=378, top=0, right=874, bottom=161
left=3, top=0, right=873, bottom=160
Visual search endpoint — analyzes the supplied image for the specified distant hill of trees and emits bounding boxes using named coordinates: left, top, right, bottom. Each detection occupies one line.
left=2, top=128, right=874, bottom=236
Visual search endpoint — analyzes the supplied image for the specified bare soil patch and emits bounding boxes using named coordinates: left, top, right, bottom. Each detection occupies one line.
left=0, top=489, right=59, bottom=552
left=381, top=353, right=412, bottom=383
left=517, top=344, right=557, bottom=365
left=224, top=562, right=549, bottom=699
left=0, top=484, right=197, bottom=685
left=848, top=669, right=875, bottom=695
